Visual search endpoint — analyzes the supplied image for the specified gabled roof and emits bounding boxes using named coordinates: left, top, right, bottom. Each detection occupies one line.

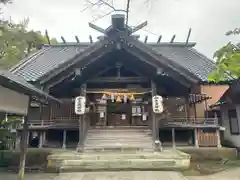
left=0, top=70, right=61, bottom=103
left=10, top=41, right=215, bottom=83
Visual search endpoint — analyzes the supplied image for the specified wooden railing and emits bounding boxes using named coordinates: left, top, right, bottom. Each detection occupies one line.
left=162, top=117, right=218, bottom=125
left=17, top=118, right=80, bottom=128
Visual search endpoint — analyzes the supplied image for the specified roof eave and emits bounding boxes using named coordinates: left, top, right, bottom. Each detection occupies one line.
left=0, top=76, right=62, bottom=104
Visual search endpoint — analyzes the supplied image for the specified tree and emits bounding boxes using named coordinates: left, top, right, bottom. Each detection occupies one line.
left=208, top=30, right=240, bottom=82
left=0, top=18, right=57, bottom=69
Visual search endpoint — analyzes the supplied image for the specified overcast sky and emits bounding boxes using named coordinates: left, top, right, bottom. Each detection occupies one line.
left=1, top=0, right=240, bottom=58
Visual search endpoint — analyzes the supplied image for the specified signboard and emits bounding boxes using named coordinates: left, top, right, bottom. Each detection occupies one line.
left=152, top=95, right=164, bottom=114
left=74, top=96, right=86, bottom=115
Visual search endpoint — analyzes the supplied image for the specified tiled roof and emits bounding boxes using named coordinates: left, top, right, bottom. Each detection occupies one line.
left=0, top=70, right=61, bottom=103
left=10, top=41, right=216, bottom=82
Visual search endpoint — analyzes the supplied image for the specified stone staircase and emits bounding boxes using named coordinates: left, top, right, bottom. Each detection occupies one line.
left=83, top=126, right=154, bottom=152
left=46, top=126, right=191, bottom=172
left=47, top=149, right=191, bottom=172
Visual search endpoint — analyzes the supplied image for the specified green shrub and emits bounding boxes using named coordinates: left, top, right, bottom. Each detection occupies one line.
left=0, top=148, right=53, bottom=168
left=179, top=147, right=238, bottom=162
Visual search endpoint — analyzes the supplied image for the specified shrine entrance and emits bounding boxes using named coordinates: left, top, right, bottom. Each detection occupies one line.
left=106, top=100, right=132, bottom=126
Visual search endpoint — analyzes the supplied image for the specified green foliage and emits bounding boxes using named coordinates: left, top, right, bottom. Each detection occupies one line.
left=208, top=42, right=240, bottom=82
left=0, top=115, right=21, bottom=150
left=0, top=18, right=57, bottom=69
left=0, top=148, right=52, bottom=168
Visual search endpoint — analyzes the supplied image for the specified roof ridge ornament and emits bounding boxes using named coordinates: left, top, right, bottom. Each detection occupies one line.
left=88, top=14, right=147, bottom=37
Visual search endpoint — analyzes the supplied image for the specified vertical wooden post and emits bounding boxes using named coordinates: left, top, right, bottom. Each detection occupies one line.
left=43, top=131, right=46, bottom=146
left=151, top=81, right=156, bottom=142
left=236, top=105, right=240, bottom=129
left=77, top=84, right=87, bottom=152
left=172, top=128, right=176, bottom=148
left=40, top=103, right=43, bottom=126
left=193, top=103, right=197, bottom=123
left=62, top=130, right=67, bottom=149
left=204, top=96, right=208, bottom=118
left=184, top=101, right=189, bottom=122
left=151, top=80, right=162, bottom=151
left=18, top=98, right=30, bottom=180
left=38, top=132, right=43, bottom=148
left=194, top=128, right=199, bottom=148
left=216, top=129, right=222, bottom=148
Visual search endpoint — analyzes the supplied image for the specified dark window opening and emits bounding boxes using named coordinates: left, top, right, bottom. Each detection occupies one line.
left=228, top=109, right=239, bottom=135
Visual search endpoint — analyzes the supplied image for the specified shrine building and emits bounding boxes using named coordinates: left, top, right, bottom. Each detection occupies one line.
left=10, top=14, right=228, bottom=151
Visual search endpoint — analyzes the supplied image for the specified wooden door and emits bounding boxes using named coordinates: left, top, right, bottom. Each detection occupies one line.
left=107, top=113, right=131, bottom=126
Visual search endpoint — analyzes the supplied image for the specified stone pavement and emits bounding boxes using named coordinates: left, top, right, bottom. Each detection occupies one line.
left=1, top=171, right=187, bottom=180
left=187, top=167, right=240, bottom=180
left=53, top=171, right=188, bottom=180
left=2, top=168, right=240, bottom=180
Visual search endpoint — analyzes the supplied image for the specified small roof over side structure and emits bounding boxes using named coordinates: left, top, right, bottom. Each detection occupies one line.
left=0, top=70, right=61, bottom=115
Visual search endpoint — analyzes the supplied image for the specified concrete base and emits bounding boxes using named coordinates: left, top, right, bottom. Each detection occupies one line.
left=47, top=149, right=190, bottom=172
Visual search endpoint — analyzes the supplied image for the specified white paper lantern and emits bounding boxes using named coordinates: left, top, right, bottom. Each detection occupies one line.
left=152, top=95, right=164, bottom=114
left=75, top=96, right=86, bottom=115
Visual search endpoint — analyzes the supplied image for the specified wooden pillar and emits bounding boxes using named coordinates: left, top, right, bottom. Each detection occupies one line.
left=18, top=99, right=30, bottom=180
left=43, top=131, right=46, bottom=145
left=193, top=103, right=197, bottom=123
left=216, top=129, right=222, bottom=148
left=77, top=84, right=87, bottom=152
left=40, top=103, right=43, bottom=126
left=204, top=97, right=208, bottom=118
left=194, top=128, right=199, bottom=148
left=62, top=130, right=67, bottom=149
left=172, top=128, right=176, bottom=148
left=185, top=103, right=189, bottom=121
left=38, top=132, right=43, bottom=148
left=151, top=80, right=162, bottom=151
left=236, top=105, right=240, bottom=128
left=15, top=132, right=21, bottom=150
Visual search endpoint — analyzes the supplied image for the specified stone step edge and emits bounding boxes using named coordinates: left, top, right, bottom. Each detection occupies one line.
left=59, top=159, right=190, bottom=172
left=48, top=155, right=190, bottom=160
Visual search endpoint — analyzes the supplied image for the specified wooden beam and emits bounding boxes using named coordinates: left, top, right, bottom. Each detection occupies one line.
left=131, top=21, right=148, bottom=34
left=89, top=35, right=93, bottom=43
left=83, top=88, right=152, bottom=93
left=45, top=30, right=51, bottom=45
left=75, top=36, right=80, bottom=43
left=144, top=36, right=148, bottom=43
left=186, top=28, right=192, bottom=45
left=170, top=34, right=176, bottom=43
left=87, top=77, right=148, bottom=83
left=89, top=22, right=105, bottom=34
left=157, top=35, right=162, bottom=43
left=61, top=36, right=66, bottom=43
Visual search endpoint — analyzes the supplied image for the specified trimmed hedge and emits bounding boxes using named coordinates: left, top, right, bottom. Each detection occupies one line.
left=179, top=147, right=238, bottom=162
left=0, top=148, right=52, bottom=168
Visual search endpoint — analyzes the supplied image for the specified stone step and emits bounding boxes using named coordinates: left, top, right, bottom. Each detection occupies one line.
left=89, top=129, right=151, bottom=132
left=47, top=150, right=191, bottom=172
left=86, top=135, right=152, bottom=139
left=86, top=136, right=152, bottom=139
left=49, top=150, right=187, bottom=160
left=85, top=139, right=152, bottom=143
left=92, top=126, right=150, bottom=129
left=87, top=132, right=152, bottom=135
